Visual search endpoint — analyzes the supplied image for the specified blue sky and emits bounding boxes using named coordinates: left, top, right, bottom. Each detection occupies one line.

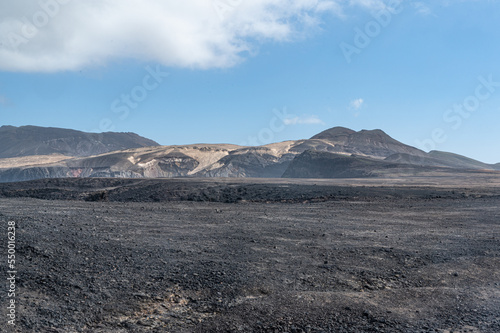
left=1, top=0, right=500, bottom=163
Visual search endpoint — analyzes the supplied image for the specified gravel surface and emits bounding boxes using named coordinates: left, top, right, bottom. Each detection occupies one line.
left=0, top=179, right=499, bottom=332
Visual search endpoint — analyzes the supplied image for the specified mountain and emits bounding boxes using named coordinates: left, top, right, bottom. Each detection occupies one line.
left=305, top=127, right=427, bottom=158
left=0, top=125, right=159, bottom=158
left=0, top=125, right=498, bottom=182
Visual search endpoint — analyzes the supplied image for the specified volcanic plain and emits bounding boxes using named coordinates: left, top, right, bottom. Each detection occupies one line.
left=0, top=177, right=499, bottom=332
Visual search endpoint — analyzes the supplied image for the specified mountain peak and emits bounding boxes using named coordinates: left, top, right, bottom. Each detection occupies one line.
left=310, top=126, right=356, bottom=140
left=356, top=129, right=394, bottom=140
left=305, top=126, right=427, bottom=158
left=359, top=129, right=385, bottom=134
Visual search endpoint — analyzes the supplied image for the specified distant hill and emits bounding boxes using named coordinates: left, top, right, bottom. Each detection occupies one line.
left=0, top=125, right=498, bottom=182
left=0, top=125, right=159, bottom=158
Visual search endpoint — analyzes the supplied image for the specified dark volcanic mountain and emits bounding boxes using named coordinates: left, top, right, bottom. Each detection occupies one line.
left=297, top=127, right=428, bottom=158
left=0, top=125, right=498, bottom=182
left=0, top=125, right=159, bottom=158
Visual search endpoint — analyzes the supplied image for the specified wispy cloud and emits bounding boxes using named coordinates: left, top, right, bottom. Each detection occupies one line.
left=284, top=115, right=325, bottom=125
left=349, top=98, right=364, bottom=110
left=412, top=2, right=432, bottom=16
left=349, top=0, right=388, bottom=11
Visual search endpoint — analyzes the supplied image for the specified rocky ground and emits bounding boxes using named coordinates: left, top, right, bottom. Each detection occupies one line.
left=0, top=178, right=499, bottom=332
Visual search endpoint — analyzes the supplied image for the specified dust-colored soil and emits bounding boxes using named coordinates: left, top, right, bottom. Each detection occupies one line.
left=0, top=154, right=71, bottom=169
left=0, top=178, right=499, bottom=332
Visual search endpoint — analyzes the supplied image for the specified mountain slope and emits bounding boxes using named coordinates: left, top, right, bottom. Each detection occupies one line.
left=427, top=151, right=500, bottom=170
left=0, top=125, right=498, bottom=182
left=385, top=151, right=500, bottom=170
left=281, top=150, right=495, bottom=179
left=282, top=151, right=424, bottom=178
left=0, top=125, right=159, bottom=158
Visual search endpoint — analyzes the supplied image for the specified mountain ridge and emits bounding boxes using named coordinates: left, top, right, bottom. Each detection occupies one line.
left=0, top=125, right=159, bottom=158
left=0, top=125, right=498, bottom=182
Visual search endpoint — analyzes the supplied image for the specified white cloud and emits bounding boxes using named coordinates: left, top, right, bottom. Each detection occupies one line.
left=283, top=115, right=325, bottom=125
left=349, top=98, right=364, bottom=110
left=0, top=0, right=486, bottom=72
left=0, top=0, right=341, bottom=72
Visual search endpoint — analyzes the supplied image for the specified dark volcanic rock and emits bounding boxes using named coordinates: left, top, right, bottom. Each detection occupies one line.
left=0, top=179, right=499, bottom=332
left=2, top=176, right=496, bottom=203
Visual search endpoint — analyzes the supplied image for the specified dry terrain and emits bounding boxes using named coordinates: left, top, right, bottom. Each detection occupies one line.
left=0, top=154, right=71, bottom=169
left=0, top=177, right=499, bottom=332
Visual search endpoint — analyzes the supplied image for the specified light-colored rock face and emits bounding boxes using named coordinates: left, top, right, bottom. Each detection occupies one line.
left=0, top=142, right=299, bottom=181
